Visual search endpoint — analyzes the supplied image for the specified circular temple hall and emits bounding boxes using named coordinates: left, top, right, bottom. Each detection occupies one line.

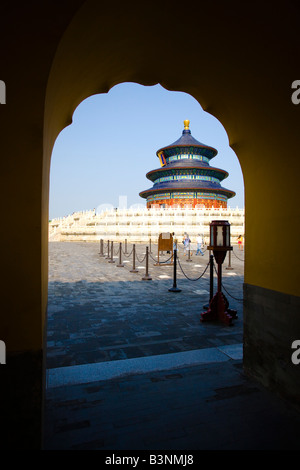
left=139, top=120, right=235, bottom=209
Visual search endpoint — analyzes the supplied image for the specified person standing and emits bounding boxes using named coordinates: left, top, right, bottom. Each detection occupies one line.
left=172, top=232, right=177, bottom=251
left=237, top=235, right=243, bottom=250
left=183, top=232, right=190, bottom=256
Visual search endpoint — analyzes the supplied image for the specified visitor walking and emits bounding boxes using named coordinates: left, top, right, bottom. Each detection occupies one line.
left=196, top=234, right=204, bottom=255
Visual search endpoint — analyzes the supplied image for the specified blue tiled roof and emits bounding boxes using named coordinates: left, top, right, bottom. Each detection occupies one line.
left=156, top=128, right=217, bottom=159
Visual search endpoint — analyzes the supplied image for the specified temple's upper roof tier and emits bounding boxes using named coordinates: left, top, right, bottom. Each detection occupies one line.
left=156, top=120, right=218, bottom=161
left=146, top=163, right=229, bottom=182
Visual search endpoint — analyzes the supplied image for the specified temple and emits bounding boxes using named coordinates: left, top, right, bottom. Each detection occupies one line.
left=140, top=120, right=235, bottom=209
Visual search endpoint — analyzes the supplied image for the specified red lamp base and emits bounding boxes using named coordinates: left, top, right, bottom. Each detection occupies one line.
left=201, top=291, right=237, bottom=326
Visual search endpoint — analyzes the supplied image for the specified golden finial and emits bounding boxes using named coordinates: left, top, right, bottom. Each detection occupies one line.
left=184, top=119, right=190, bottom=130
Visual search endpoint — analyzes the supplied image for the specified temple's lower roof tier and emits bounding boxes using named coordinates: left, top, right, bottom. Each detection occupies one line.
left=139, top=181, right=235, bottom=199
left=143, top=191, right=230, bottom=209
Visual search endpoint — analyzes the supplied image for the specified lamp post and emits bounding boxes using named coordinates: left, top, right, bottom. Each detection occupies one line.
left=201, top=220, right=237, bottom=326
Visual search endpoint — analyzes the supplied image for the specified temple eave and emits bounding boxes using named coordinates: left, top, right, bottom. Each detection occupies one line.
left=146, top=166, right=229, bottom=182
left=139, top=188, right=236, bottom=199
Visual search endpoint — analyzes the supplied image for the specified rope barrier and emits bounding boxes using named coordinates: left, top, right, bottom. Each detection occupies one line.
left=149, top=251, right=159, bottom=262
left=113, top=244, right=120, bottom=255
left=177, top=257, right=210, bottom=281
left=135, top=250, right=147, bottom=264
left=98, top=239, right=242, bottom=301
left=213, top=263, right=243, bottom=302
left=232, top=249, right=245, bottom=262
left=220, top=281, right=244, bottom=303
left=122, top=246, right=134, bottom=258
left=148, top=250, right=173, bottom=264
left=156, top=253, right=174, bottom=264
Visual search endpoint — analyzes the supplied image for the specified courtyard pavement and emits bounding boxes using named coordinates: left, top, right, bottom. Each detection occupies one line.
left=44, top=241, right=300, bottom=451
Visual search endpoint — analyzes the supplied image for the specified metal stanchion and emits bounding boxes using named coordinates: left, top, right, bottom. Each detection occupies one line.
left=168, top=249, right=181, bottom=292
left=186, top=246, right=192, bottom=262
left=117, top=242, right=124, bottom=267
left=226, top=249, right=233, bottom=270
left=130, top=244, right=138, bottom=273
left=209, top=253, right=214, bottom=302
left=105, top=240, right=110, bottom=259
left=108, top=241, right=115, bottom=263
left=142, top=246, right=152, bottom=280
left=99, top=239, right=105, bottom=257
left=149, top=238, right=152, bottom=253
left=125, top=238, right=128, bottom=254
left=203, top=253, right=214, bottom=309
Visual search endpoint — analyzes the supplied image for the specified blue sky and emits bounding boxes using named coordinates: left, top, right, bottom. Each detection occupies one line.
left=49, top=82, right=244, bottom=219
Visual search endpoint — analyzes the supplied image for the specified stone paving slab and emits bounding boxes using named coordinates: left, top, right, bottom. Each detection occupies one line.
left=47, top=343, right=243, bottom=388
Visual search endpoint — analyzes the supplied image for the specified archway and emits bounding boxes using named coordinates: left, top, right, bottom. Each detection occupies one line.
left=47, top=82, right=244, bottom=373
left=42, top=0, right=300, bottom=413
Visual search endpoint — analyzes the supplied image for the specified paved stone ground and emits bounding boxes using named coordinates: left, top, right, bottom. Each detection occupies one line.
left=45, top=360, right=300, bottom=451
left=44, top=241, right=300, bottom=450
left=46, top=241, right=244, bottom=369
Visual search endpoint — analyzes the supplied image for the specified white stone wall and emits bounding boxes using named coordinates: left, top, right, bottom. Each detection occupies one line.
left=49, top=207, right=245, bottom=244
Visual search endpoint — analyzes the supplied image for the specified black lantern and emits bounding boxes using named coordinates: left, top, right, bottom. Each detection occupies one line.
left=201, top=220, right=237, bottom=325
left=209, top=220, right=231, bottom=260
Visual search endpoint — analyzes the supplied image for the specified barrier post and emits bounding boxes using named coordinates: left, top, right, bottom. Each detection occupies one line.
left=209, top=254, right=214, bottom=302
left=117, top=242, right=124, bottom=267
left=142, top=246, right=152, bottom=280
left=108, top=241, right=115, bottom=263
left=125, top=238, right=128, bottom=254
left=99, top=239, right=105, bottom=257
left=168, top=249, right=181, bottom=292
left=203, top=253, right=214, bottom=309
left=226, top=249, right=233, bottom=270
left=149, top=238, right=152, bottom=253
left=186, top=245, right=192, bottom=262
left=105, top=240, right=110, bottom=259
left=130, top=244, right=139, bottom=273
left=201, top=220, right=237, bottom=325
